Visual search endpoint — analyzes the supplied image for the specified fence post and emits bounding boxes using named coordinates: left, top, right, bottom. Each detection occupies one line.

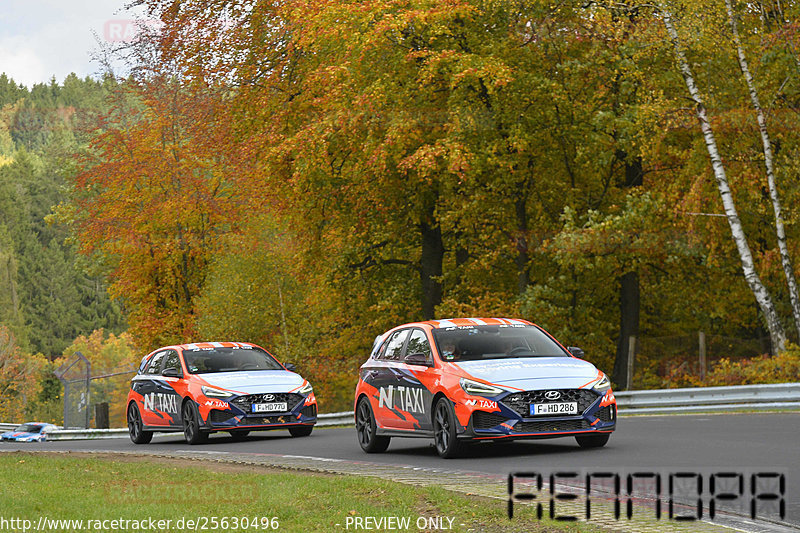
left=62, top=382, right=69, bottom=429
left=698, top=331, right=707, bottom=381
left=626, top=336, right=636, bottom=390
left=85, top=360, right=91, bottom=429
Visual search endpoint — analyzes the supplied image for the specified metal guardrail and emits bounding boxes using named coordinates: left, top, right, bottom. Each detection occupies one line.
left=42, top=411, right=355, bottom=440
left=0, top=412, right=355, bottom=441
left=246, top=383, right=800, bottom=419
left=316, top=411, right=353, bottom=427
left=614, top=382, right=800, bottom=414
left=2, top=383, right=797, bottom=440
left=48, top=429, right=129, bottom=440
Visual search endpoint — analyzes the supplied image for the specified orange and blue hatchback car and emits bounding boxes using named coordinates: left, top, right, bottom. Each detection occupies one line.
left=354, top=318, right=616, bottom=457
left=126, top=342, right=316, bottom=444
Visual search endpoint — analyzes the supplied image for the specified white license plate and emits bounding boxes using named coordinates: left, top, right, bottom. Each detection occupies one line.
left=252, top=402, right=287, bottom=413
left=530, top=402, right=578, bottom=416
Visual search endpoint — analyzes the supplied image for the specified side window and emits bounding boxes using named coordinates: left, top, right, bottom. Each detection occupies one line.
left=145, top=351, right=167, bottom=375
left=383, top=329, right=410, bottom=361
left=406, top=329, right=432, bottom=363
left=137, top=355, right=150, bottom=373
left=162, top=351, right=181, bottom=375
left=374, top=340, right=389, bottom=360
left=369, top=334, right=385, bottom=359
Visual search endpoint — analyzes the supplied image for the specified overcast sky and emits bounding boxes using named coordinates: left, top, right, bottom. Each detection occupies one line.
left=0, top=0, right=146, bottom=87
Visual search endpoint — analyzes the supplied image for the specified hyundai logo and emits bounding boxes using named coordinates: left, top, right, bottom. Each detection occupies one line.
left=263, top=394, right=275, bottom=401
left=544, top=391, right=561, bottom=401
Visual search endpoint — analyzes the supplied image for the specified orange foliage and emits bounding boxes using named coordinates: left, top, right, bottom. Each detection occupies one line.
left=65, top=80, right=257, bottom=349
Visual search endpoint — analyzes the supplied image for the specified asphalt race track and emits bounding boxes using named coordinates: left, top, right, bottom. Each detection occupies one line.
left=4, top=413, right=799, bottom=530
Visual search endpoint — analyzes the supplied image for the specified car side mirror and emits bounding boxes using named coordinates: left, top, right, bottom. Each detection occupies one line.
left=567, top=346, right=585, bottom=359
left=162, top=367, right=182, bottom=378
left=284, top=362, right=297, bottom=372
left=404, top=352, right=431, bottom=366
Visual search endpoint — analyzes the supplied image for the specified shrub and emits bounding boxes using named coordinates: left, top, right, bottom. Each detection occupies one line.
left=657, top=344, right=800, bottom=388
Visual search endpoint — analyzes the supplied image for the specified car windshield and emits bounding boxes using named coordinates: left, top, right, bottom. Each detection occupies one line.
left=15, top=424, right=43, bottom=433
left=183, top=346, right=284, bottom=374
left=432, top=324, right=569, bottom=362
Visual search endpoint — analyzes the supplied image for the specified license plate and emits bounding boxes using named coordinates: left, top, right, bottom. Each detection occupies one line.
left=252, top=402, right=287, bottom=413
left=530, top=402, right=578, bottom=416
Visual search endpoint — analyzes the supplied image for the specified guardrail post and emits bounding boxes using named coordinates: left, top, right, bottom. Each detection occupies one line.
left=95, top=403, right=109, bottom=429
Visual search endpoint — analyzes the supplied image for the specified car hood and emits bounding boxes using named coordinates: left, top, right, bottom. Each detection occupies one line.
left=452, top=357, right=601, bottom=390
left=198, top=370, right=305, bottom=394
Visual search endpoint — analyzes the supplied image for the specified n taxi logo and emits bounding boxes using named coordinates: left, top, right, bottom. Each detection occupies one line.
left=378, top=386, right=424, bottom=413
left=143, top=393, right=179, bottom=415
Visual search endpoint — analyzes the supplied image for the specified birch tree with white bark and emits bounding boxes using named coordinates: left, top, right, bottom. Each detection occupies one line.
left=658, top=2, right=788, bottom=352
left=724, top=0, right=800, bottom=338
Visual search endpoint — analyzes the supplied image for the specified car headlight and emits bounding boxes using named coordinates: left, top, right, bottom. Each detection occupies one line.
left=459, top=378, right=505, bottom=396
left=201, top=386, right=232, bottom=398
left=298, top=381, right=313, bottom=395
left=593, top=374, right=611, bottom=392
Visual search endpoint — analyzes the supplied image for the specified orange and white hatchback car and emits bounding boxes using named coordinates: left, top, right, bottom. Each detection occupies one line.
left=354, top=318, right=616, bottom=457
left=127, top=342, right=316, bottom=444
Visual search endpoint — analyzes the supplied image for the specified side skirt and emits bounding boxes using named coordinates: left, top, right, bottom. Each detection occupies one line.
left=376, top=428, right=434, bottom=438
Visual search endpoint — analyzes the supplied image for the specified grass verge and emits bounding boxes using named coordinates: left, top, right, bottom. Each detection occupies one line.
left=0, top=452, right=599, bottom=532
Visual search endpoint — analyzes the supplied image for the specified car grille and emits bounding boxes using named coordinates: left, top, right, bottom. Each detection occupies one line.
left=231, top=393, right=303, bottom=413
left=209, top=409, right=234, bottom=424
left=301, top=404, right=317, bottom=418
left=472, top=411, right=508, bottom=430
left=243, top=415, right=296, bottom=425
left=595, top=405, right=615, bottom=422
left=502, top=389, right=599, bottom=417
left=513, top=418, right=591, bottom=433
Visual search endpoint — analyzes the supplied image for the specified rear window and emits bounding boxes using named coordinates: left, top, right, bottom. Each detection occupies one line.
left=432, top=324, right=568, bottom=362
left=183, top=346, right=283, bottom=374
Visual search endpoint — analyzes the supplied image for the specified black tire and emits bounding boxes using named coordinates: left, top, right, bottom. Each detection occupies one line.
left=355, top=397, right=390, bottom=453
left=289, top=425, right=313, bottom=437
left=182, top=400, right=208, bottom=445
left=229, top=430, right=250, bottom=441
left=433, top=397, right=462, bottom=458
left=575, top=433, right=610, bottom=448
left=127, top=402, right=152, bottom=444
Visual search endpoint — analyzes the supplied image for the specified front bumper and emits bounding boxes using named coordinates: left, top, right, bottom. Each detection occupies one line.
left=201, top=392, right=317, bottom=431
left=462, top=388, right=616, bottom=440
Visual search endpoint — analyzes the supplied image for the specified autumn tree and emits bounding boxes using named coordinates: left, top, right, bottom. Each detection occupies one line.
left=62, top=77, right=251, bottom=348
left=0, top=326, right=48, bottom=422
left=105, top=0, right=800, bottom=399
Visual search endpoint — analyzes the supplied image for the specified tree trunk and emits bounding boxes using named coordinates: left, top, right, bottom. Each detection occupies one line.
left=613, top=271, right=639, bottom=390
left=725, top=0, right=800, bottom=338
left=611, top=151, right=643, bottom=389
left=514, top=194, right=530, bottom=294
left=420, top=221, right=444, bottom=320
left=660, top=6, right=787, bottom=353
